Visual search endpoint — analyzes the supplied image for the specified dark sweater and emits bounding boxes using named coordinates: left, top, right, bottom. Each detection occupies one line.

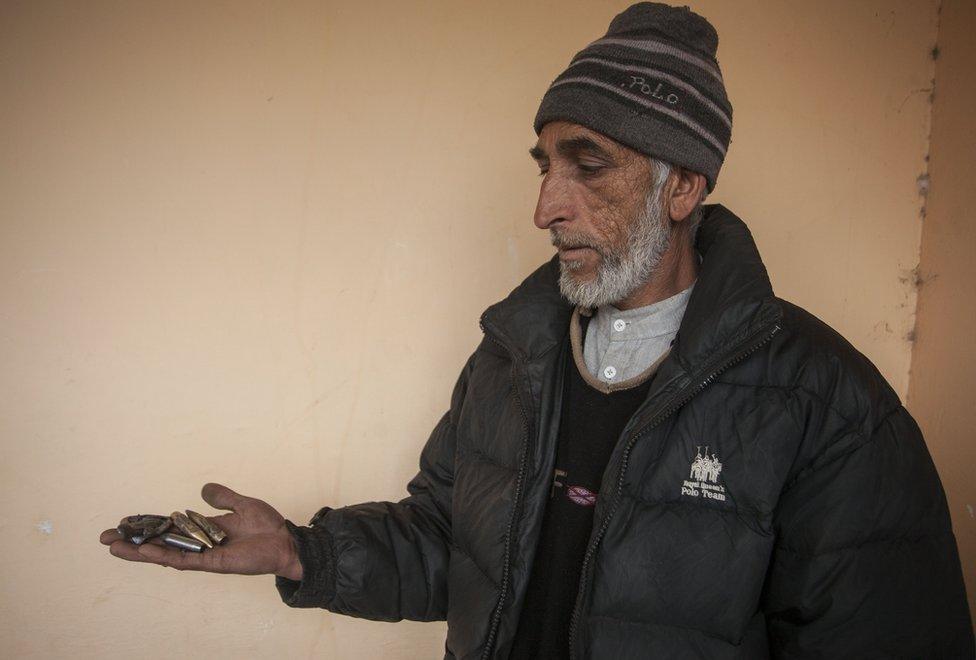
left=510, top=322, right=655, bottom=658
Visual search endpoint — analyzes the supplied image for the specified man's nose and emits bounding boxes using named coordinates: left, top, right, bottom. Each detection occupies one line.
left=533, top=173, right=574, bottom=230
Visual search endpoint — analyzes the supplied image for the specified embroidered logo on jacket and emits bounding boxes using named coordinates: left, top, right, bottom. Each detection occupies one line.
left=681, top=446, right=727, bottom=501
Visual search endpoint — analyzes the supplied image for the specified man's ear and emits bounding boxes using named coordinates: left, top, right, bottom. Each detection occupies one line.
left=667, top=167, right=707, bottom=223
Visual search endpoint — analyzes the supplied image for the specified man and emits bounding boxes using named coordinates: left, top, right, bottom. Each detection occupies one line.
left=101, top=3, right=973, bottom=658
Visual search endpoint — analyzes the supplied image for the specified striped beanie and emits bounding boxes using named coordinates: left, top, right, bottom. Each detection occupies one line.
left=533, top=2, right=732, bottom=192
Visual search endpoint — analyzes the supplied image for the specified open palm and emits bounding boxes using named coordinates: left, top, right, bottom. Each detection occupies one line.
left=99, top=483, right=302, bottom=581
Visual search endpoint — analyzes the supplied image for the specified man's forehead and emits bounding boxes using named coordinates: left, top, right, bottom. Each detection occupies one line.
left=530, top=122, right=626, bottom=159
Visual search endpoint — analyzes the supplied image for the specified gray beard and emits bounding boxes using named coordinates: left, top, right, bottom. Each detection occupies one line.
left=554, top=186, right=672, bottom=309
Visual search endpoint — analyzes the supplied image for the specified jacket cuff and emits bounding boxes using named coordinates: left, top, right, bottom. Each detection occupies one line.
left=275, top=518, right=336, bottom=608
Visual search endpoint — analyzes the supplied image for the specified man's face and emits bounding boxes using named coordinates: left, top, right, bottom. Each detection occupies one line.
left=530, top=121, right=673, bottom=308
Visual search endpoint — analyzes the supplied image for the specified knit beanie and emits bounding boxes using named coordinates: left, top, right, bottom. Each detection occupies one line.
left=533, top=2, right=732, bottom=192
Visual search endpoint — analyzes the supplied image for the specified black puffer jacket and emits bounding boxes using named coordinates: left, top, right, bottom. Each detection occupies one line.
left=277, top=205, right=973, bottom=659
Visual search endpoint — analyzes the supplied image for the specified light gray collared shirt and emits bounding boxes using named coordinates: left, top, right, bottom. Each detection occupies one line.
left=572, top=277, right=695, bottom=392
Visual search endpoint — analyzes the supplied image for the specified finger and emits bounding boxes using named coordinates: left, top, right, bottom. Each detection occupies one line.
left=206, top=512, right=240, bottom=536
left=108, top=539, right=156, bottom=563
left=101, top=528, right=122, bottom=545
left=201, top=483, right=247, bottom=512
left=137, top=542, right=224, bottom=573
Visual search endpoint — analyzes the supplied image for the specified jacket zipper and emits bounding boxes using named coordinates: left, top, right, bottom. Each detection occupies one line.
left=478, top=321, right=534, bottom=660
left=567, top=321, right=782, bottom=659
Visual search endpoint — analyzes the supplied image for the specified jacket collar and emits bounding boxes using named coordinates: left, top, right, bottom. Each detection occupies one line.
left=479, top=204, right=782, bottom=373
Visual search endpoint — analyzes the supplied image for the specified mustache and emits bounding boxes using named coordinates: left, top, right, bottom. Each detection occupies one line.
left=550, top=230, right=601, bottom=252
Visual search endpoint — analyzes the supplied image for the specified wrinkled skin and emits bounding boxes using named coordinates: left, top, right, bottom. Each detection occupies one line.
left=99, top=483, right=302, bottom=580
left=530, top=120, right=706, bottom=309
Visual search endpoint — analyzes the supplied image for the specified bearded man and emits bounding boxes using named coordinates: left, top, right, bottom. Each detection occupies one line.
left=101, top=3, right=973, bottom=658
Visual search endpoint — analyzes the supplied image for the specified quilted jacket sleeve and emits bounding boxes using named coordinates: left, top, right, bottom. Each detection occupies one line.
left=274, top=348, right=477, bottom=622
left=763, top=399, right=974, bottom=658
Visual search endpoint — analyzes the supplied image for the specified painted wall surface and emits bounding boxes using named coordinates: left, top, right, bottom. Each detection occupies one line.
left=907, top=0, right=976, bottom=628
left=1, top=1, right=953, bottom=657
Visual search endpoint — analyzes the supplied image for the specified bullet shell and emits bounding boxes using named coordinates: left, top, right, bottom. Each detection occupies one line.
left=185, top=509, right=227, bottom=545
left=117, top=514, right=171, bottom=545
left=161, top=532, right=204, bottom=552
left=170, top=511, right=214, bottom=549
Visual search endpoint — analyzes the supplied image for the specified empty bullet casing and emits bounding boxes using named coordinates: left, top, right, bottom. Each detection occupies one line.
left=170, top=511, right=213, bottom=549
left=161, top=532, right=204, bottom=552
left=118, top=515, right=172, bottom=545
left=185, top=510, right=227, bottom=545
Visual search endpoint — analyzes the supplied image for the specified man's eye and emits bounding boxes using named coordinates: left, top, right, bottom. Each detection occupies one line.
left=578, top=164, right=604, bottom=175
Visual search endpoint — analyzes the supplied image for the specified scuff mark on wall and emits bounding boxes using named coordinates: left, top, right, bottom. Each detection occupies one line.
left=36, top=520, right=53, bottom=534
left=905, top=22, right=941, bottom=348
left=900, top=263, right=939, bottom=345
left=92, top=586, right=116, bottom=606
left=916, top=172, right=931, bottom=196
left=258, top=617, right=277, bottom=638
left=913, top=0, right=941, bottom=223
left=898, top=87, right=933, bottom=113
left=899, top=264, right=939, bottom=290
left=917, top=172, right=931, bottom=220
left=904, top=55, right=938, bottom=346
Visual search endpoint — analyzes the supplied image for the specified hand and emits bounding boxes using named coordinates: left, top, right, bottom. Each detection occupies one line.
left=99, top=483, right=303, bottom=581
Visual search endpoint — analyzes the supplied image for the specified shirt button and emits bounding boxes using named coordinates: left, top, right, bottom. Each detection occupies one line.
left=603, top=366, right=617, bottom=379
left=613, top=319, right=626, bottom=332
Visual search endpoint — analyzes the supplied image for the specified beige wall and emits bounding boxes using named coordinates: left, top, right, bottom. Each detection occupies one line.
left=907, top=0, right=976, bottom=630
left=0, top=1, right=960, bottom=657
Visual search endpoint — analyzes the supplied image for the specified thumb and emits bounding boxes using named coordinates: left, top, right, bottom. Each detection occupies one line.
left=201, top=483, right=247, bottom=512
